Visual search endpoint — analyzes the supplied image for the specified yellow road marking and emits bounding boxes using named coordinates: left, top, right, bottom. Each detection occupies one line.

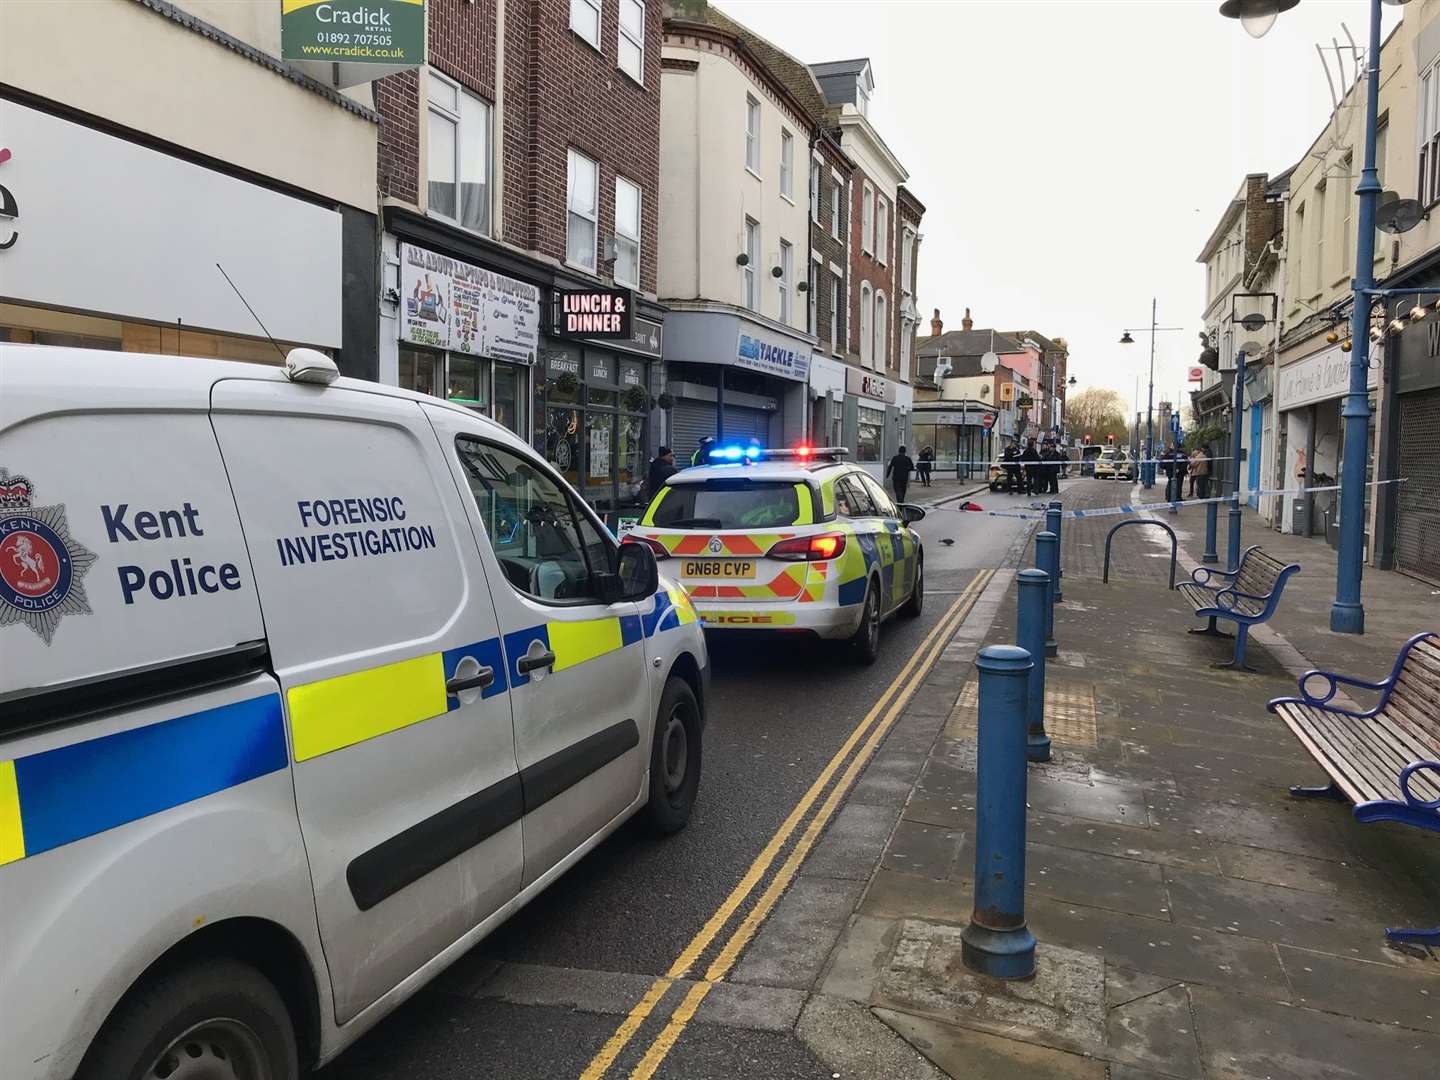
left=625, top=570, right=993, bottom=1080
left=577, top=569, right=991, bottom=1080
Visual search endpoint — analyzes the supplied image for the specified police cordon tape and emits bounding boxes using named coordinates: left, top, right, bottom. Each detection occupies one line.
left=933, top=478, right=1408, bottom=521
left=967, top=455, right=1238, bottom=468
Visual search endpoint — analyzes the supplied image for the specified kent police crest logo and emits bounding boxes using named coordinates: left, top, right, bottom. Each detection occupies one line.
left=0, top=469, right=95, bottom=644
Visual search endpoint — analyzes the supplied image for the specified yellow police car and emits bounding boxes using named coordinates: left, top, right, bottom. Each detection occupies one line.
left=625, top=447, right=925, bottom=663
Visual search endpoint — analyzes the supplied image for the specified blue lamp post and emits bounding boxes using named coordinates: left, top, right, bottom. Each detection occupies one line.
left=1120, top=300, right=1186, bottom=489
left=1221, top=0, right=1410, bottom=634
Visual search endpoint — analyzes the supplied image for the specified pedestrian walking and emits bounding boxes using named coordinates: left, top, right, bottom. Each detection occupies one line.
left=1193, top=445, right=1212, bottom=499
left=886, top=445, right=916, bottom=503
left=1019, top=438, right=1042, bottom=496
left=918, top=445, right=934, bottom=487
left=690, top=435, right=716, bottom=467
left=1042, top=439, right=1064, bottom=494
left=646, top=446, right=677, bottom=499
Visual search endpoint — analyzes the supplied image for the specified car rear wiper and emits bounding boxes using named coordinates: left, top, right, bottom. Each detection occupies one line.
left=664, top=517, right=724, bottom=528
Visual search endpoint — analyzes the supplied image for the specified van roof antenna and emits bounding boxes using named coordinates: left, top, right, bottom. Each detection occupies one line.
left=216, top=262, right=288, bottom=362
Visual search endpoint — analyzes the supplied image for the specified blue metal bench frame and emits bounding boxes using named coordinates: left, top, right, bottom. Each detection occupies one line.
left=1179, top=545, right=1300, bottom=672
left=1268, top=631, right=1440, bottom=946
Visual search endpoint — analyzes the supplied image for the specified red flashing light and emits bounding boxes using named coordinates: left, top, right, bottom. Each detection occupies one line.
left=796, top=445, right=813, bottom=457
left=767, top=533, right=847, bottom=562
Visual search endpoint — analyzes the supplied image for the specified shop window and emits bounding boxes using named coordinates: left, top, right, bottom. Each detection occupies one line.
left=570, top=0, right=601, bottom=49
left=567, top=149, right=599, bottom=272
left=493, top=362, right=525, bottom=439
left=446, top=354, right=489, bottom=408
left=585, top=410, right=617, bottom=514
left=399, top=347, right=442, bottom=397
left=619, top=414, right=646, bottom=507
left=743, top=217, right=759, bottom=310
left=455, top=436, right=613, bottom=603
left=615, top=176, right=641, bottom=288
left=427, top=70, right=491, bottom=235
left=857, top=405, right=884, bottom=462
left=545, top=405, right=582, bottom=487
left=618, top=0, right=644, bottom=83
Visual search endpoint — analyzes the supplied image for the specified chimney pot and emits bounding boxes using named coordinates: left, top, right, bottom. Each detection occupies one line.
left=930, top=308, right=943, bottom=338
left=962, top=307, right=973, bottom=332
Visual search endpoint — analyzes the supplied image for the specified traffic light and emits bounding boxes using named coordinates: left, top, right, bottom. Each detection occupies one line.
left=1083, top=433, right=1092, bottom=445
left=1106, top=433, right=1115, bottom=444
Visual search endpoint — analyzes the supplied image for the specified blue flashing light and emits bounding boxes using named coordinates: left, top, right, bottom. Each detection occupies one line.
left=709, top=445, right=745, bottom=461
left=744, top=445, right=762, bottom=460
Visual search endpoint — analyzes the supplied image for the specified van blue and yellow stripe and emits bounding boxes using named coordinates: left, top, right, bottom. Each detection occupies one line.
left=0, top=694, right=288, bottom=867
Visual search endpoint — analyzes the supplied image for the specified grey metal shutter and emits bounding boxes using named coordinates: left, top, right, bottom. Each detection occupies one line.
left=1396, top=388, right=1440, bottom=584
left=672, top=400, right=717, bottom=463
left=722, top=406, right=771, bottom=446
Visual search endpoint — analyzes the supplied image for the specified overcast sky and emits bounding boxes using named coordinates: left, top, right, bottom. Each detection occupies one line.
left=714, top=0, right=1402, bottom=417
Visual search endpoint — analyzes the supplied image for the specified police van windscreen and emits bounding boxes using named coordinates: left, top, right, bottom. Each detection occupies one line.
left=652, top=482, right=802, bottom=530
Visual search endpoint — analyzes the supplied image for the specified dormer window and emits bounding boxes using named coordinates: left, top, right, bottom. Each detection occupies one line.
left=856, top=83, right=870, bottom=117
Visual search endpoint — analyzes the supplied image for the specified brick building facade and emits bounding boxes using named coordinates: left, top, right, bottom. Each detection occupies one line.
left=371, top=0, right=668, bottom=525
left=810, top=134, right=854, bottom=361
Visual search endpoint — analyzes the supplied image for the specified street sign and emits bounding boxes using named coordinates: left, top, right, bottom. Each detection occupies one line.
left=1188, top=366, right=1204, bottom=382
left=981, top=412, right=995, bottom=430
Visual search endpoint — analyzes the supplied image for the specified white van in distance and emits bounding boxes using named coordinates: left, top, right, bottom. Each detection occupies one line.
left=0, top=344, right=708, bottom=1080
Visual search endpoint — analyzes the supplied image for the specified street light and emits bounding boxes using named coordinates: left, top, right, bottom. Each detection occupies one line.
left=1220, top=0, right=1412, bottom=635
left=1119, top=300, right=1185, bottom=488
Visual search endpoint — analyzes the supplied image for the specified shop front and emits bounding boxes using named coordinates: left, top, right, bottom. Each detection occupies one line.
left=1276, top=342, right=1378, bottom=540
left=1389, top=316, right=1440, bottom=583
left=663, top=309, right=812, bottom=463
left=0, top=99, right=363, bottom=364
left=910, top=401, right=998, bottom=481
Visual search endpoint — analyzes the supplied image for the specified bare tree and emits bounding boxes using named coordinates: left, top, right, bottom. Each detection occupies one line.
left=1064, top=387, right=1130, bottom=445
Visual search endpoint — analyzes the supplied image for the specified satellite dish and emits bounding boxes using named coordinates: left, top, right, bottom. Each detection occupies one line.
left=1239, top=340, right=1266, bottom=356
left=1240, top=312, right=1267, bottom=332
left=1377, top=198, right=1425, bottom=234
left=980, top=350, right=999, bottom=373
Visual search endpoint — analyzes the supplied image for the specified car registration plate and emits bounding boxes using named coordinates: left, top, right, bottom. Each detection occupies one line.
left=681, top=559, right=756, bottom=579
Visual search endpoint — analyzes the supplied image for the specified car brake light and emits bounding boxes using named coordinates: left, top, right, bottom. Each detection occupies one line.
left=767, top=533, right=846, bottom=561
left=623, top=535, right=670, bottom=559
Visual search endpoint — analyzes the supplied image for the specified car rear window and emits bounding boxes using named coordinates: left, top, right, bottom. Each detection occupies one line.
left=650, top=481, right=803, bottom=529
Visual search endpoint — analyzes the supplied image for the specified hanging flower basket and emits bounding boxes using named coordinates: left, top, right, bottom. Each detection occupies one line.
left=552, top=371, right=579, bottom=396
left=622, top=385, right=651, bottom=412
left=656, top=391, right=675, bottom=410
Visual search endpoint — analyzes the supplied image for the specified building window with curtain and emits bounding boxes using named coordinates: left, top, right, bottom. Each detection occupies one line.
left=427, top=70, right=491, bottom=235
left=743, top=217, right=759, bottom=309
left=566, top=148, right=599, bottom=271
left=618, top=0, right=644, bottom=83
left=779, top=239, right=793, bottom=323
left=614, top=176, right=641, bottom=288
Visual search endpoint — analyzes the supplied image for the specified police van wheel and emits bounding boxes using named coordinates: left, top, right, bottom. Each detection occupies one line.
left=901, top=558, right=924, bottom=618
left=850, top=583, right=882, bottom=665
left=646, top=677, right=702, bottom=835
left=77, top=958, right=298, bottom=1080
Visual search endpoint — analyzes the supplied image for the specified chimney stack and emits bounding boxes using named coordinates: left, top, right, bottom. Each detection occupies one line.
left=962, top=307, right=973, bottom=332
left=930, top=308, right=943, bottom=338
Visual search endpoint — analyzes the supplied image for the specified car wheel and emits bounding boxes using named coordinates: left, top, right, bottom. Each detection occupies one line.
left=645, top=676, right=702, bottom=834
left=76, top=958, right=298, bottom=1080
left=849, top=581, right=882, bottom=665
left=901, top=556, right=924, bottom=618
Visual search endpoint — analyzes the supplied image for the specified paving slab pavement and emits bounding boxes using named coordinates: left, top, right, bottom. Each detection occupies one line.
left=808, top=478, right=1440, bottom=1079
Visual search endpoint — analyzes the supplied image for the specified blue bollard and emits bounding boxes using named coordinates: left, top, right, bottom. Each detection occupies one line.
left=1202, top=499, right=1219, bottom=565
left=1045, top=502, right=1063, bottom=601
left=962, top=644, right=1038, bottom=980
left=1035, top=531, right=1058, bottom=657
left=1017, top=569, right=1050, bottom=762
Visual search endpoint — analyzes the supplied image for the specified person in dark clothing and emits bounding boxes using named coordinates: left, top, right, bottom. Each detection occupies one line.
left=1001, top=443, right=1022, bottom=493
left=918, top=446, right=934, bottom=487
left=886, top=446, right=916, bottom=503
left=1042, top=440, right=1064, bottom=494
left=1164, top=444, right=1188, bottom=502
left=646, top=446, right=677, bottom=499
left=1019, top=438, right=1043, bottom=496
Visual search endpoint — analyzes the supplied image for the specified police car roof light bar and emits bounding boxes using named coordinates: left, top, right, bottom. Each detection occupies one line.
left=766, top=447, right=850, bottom=460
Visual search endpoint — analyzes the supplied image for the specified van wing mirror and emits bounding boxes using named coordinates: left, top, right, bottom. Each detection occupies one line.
left=616, top=539, right=661, bottom=602
left=898, top=503, right=927, bottom=525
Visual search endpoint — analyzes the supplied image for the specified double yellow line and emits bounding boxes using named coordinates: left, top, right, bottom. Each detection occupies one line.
left=580, top=569, right=995, bottom=1080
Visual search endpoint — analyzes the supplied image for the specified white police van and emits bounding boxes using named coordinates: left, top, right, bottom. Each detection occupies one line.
left=0, top=344, right=708, bottom=1080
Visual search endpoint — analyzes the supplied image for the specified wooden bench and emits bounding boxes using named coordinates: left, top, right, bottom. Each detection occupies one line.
left=1267, top=631, right=1440, bottom=945
left=1175, top=545, right=1300, bottom=671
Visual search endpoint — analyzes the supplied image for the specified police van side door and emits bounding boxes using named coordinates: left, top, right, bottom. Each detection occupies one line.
left=424, top=406, right=650, bottom=887
left=210, top=380, right=522, bottom=1024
